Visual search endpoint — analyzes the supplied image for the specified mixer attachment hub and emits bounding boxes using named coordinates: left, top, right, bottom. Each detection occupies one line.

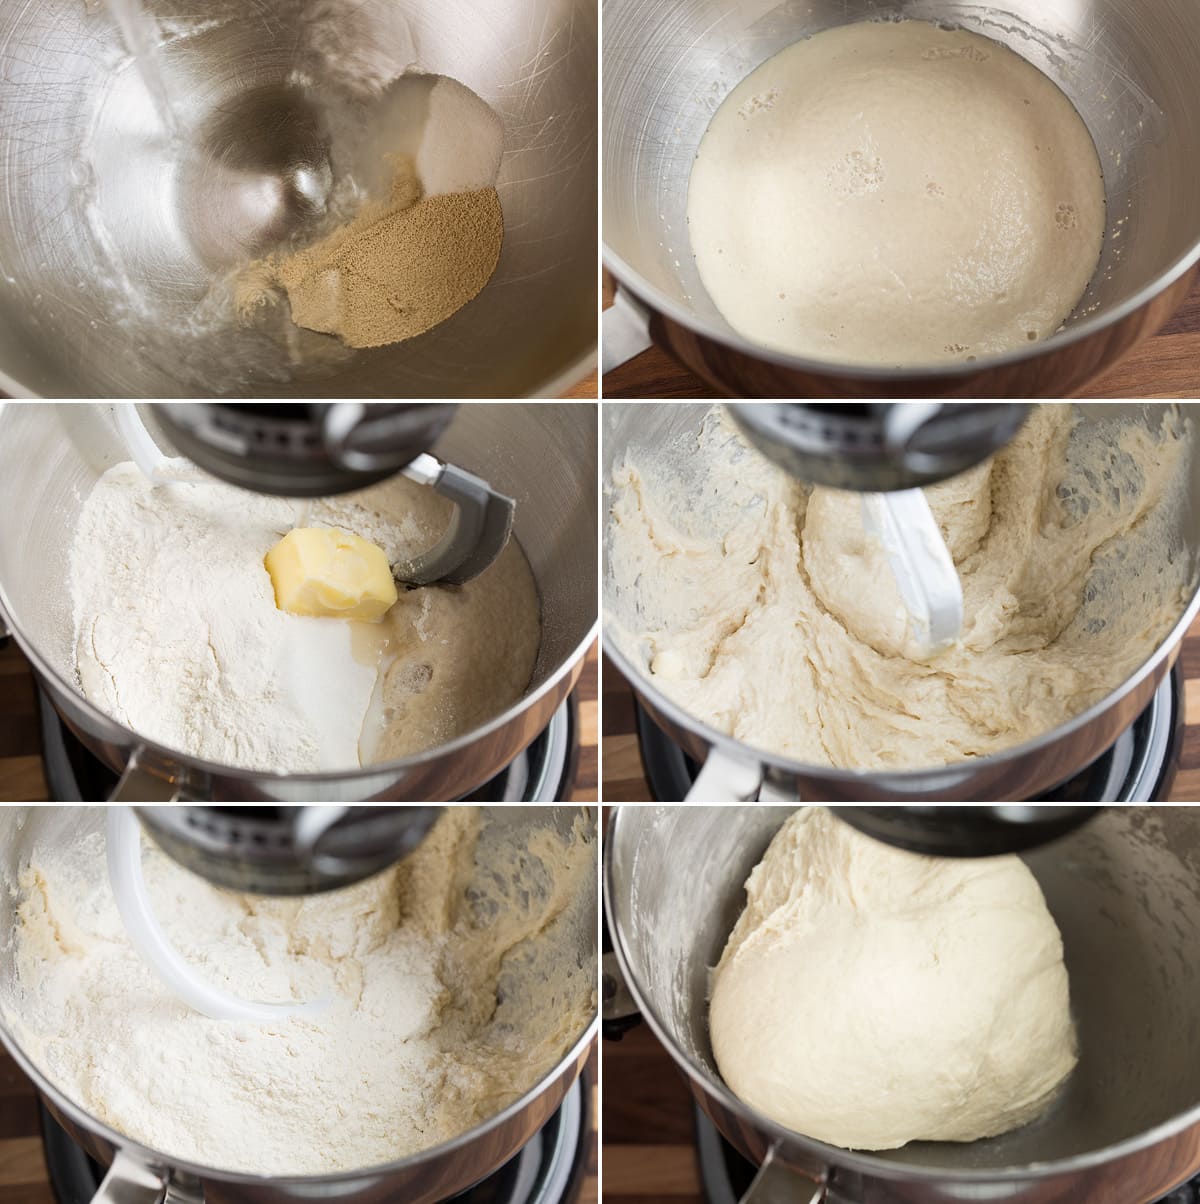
left=831, top=806, right=1102, bottom=856
left=135, top=805, right=443, bottom=895
left=153, top=402, right=457, bottom=497
left=729, top=403, right=1032, bottom=492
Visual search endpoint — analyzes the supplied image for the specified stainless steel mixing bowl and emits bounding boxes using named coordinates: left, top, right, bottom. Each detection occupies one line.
left=603, top=0, right=1200, bottom=397
left=0, top=805, right=598, bottom=1204
left=606, top=805, right=1200, bottom=1203
left=0, top=402, right=598, bottom=801
left=0, top=0, right=596, bottom=398
left=602, top=402, right=1200, bottom=801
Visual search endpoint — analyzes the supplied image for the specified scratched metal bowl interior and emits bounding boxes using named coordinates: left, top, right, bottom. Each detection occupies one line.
left=0, top=0, right=595, bottom=398
left=604, top=0, right=1200, bottom=359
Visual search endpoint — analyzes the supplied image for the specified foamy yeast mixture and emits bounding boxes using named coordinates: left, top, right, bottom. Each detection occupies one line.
left=607, top=405, right=1194, bottom=770
left=2, top=808, right=596, bottom=1175
left=687, top=20, right=1106, bottom=366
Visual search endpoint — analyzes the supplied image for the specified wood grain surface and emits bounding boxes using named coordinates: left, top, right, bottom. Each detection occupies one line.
left=603, top=1022, right=705, bottom=1204
left=0, top=639, right=598, bottom=803
left=0, top=642, right=44, bottom=804
left=603, top=617, right=1200, bottom=802
left=597, top=804, right=701, bottom=1201
left=0, top=1042, right=597, bottom=1204
left=563, top=368, right=599, bottom=400
left=602, top=271, right=1200, bottom=399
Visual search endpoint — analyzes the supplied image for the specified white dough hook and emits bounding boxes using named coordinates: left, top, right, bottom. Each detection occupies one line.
left=106, top=807, right=327, bottom=1023
left=860, top=488, right=964, bottom=654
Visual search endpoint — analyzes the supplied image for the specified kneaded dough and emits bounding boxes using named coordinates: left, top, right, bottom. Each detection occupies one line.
left=687, top=20, right=1106, bottom=366
left=710, top=808, right=1077, bottom=1149
left=606, top=405, right=1193, bottom=769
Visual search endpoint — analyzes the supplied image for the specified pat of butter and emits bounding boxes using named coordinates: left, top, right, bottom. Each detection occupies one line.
left=265, top=527, right=398, bottom=621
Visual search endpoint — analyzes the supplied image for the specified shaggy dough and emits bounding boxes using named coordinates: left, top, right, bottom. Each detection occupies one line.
left=687, top=21, right=1106, bottom=366
left=710, top=808, right=1077, bottom=1149
left=2, top=808, right=596, bottom=1175
left=607, top=405, right=1193, bottom=769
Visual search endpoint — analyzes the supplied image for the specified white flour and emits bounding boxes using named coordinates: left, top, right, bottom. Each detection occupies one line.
left=69, top=459, right=541, bottom=772
left=70, top=462, right=376, bottom=772
left=4, top=808, right=597, bottom=1175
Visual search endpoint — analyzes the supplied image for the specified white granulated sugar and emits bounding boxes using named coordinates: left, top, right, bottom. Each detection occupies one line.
left=416, top=75, right=504, bottom=196
left=70, top=460, right=376, bottom=772
left=352, top=72, right=503, bottom=201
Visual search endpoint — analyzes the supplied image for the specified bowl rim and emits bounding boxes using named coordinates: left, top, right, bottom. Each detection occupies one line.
left=602, top=235, right=1200, bottom=380
left=2, top=601, right=600, bottom=786
left=0, top=351, right=599, bottom=401
left=601, top=395, right=1200, bottom=788
left=0, top=1002, right=600, bottom=1187
left=601, top=576, right=1200, bottom=788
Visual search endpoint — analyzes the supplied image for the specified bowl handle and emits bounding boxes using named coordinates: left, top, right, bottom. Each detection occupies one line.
left=741, top=1145, right=826, bottom=1204
left=686, top=748, right=764, bottom=802
left=110, top=749, right=183, bottom=803
left=602, top=287, right=654, bottom=374
left=93, top=1149, right=168, bottom=1204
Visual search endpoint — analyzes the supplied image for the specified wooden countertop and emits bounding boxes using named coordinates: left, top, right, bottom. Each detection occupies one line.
left=603, top=617, right=1200, bottom=801
left=0, top=639, right=598, bottom=803
left=0, top=1043, right=597, bottom=1204
left=599, top=803, right=702, bottom=1203
left=604, top=1022, right=706, bottom=1204
left=602, top=272, right=1200, bottom=398
left=564, top=369, right=598, bottom=399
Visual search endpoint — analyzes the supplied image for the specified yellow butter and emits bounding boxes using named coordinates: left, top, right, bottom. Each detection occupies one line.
left=265, top=527, right=398, bottom=622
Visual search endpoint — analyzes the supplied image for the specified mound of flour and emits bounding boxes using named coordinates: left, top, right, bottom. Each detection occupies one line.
left=71, top=462, right=373, bottom=771
left=4, top=808, right=596, bottom=1174
left=69, top=459, right=540, bottom=772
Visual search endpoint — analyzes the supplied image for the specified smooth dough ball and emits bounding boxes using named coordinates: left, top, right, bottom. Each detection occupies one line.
left=710, top=809, right=1077, bottom=1150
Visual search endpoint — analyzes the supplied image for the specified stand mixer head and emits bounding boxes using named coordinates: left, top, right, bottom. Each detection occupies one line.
left=153, top=404, right=455, bottom=497
left=728, top=403, right=1032, bottom=492
left=147, top=402, right=515, bottom=587
left=133, top=805, right=444, bottom=894
left=832, top=806, right=1103, bottom=858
